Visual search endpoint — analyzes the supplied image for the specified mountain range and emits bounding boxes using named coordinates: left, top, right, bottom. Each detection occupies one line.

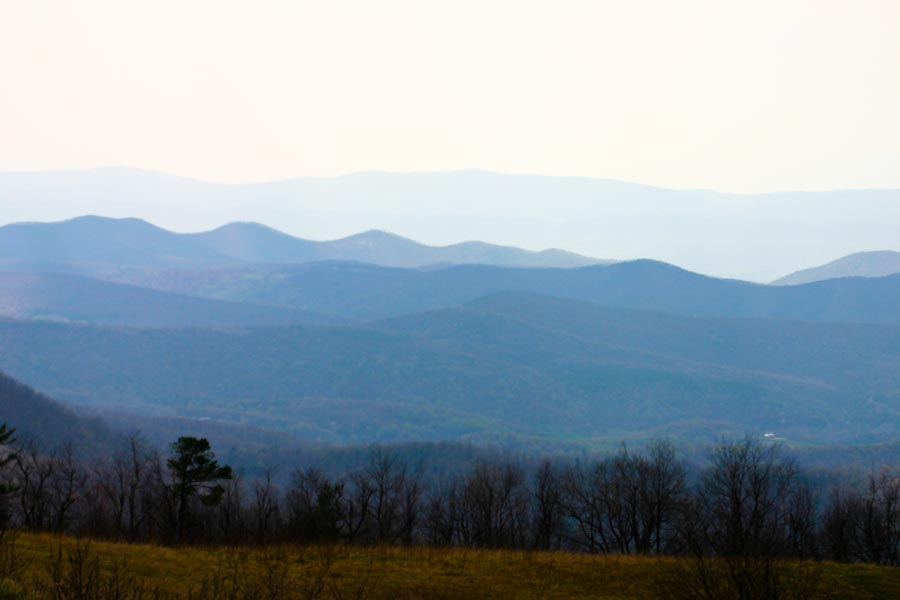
left=2, top=257, right=899, bottom=327
left=2, top=168, right=900, bottom=280
left=0, top=212, right=898, bottom=458
left=0, top=215, right=601, bottom=269
left=1, top=216, right=899, bottom=326
left=76, top=259, right=900, bottom=324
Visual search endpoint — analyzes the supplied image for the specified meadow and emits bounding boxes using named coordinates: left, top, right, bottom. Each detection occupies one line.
left=2, top=532, right=899, bottom=600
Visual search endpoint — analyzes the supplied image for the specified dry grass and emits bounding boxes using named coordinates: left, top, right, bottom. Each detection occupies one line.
left=4, top=532, right=899, bottom=599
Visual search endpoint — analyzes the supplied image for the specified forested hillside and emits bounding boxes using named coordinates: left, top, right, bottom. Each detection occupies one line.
left=1, top=293, right=896, bottom=445
left=0, top=369, right=112, bottom=453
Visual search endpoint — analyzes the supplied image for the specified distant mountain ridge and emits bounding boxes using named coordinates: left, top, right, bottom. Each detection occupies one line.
left=3, top=167, right=900, bottom=279
left=89, top=259, right=900, bottom=324
left=0, top=215, right=604, bottom=269
left=2, top=215, right=898, bottom=326
left=773, top=250, right=900, bottom=285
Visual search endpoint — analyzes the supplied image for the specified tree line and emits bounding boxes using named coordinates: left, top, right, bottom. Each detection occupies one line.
left=0, top=423, right=898, bottom=568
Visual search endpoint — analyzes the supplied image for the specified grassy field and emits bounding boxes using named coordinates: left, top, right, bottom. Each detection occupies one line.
left=3, top=532, right=900, bottom=599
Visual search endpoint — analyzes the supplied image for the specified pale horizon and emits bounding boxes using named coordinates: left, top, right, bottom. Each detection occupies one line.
left=5, top=164, right=900, bottom=195
left=2, top=1, right=899, bottom=193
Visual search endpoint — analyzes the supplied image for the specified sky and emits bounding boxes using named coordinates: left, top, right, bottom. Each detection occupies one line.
left=1, top=0, right=899, bottom=193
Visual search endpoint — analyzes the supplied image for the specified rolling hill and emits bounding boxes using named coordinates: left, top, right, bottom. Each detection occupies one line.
left=773, top=250, right=900, bottom=285
left=0, top=215, right=229, bottom=267
left=196, top=223, right=599, bottom=268
left=0, top=271, right=343, bottom=327
left=0, top=215, right=602, bottom=269
left=91, top=259, right=900, bottom=324
left=0, top=293, right=896, bottom=446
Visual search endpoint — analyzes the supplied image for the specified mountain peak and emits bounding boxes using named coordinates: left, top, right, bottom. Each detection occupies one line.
left=342, top=229, right=412, bottom=241
left=207, top=221, right=291, bottom=236
left=773, top=250, right=900, bottom=285
left=65, top=214, right=158, bottom=227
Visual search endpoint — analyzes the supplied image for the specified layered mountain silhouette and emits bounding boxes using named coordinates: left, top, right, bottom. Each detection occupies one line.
left=0, top=216, right=602, bottom=269
left=3, top=209, right=898, bottom=455
left=2, top=217, right=899, bottom=325
left=3, top=167, right=899, bottom=279
left=773, top=250, right=900, bottom=285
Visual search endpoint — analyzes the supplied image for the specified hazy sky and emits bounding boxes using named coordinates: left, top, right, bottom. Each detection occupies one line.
left=1, top=0, right=898, bottom=192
